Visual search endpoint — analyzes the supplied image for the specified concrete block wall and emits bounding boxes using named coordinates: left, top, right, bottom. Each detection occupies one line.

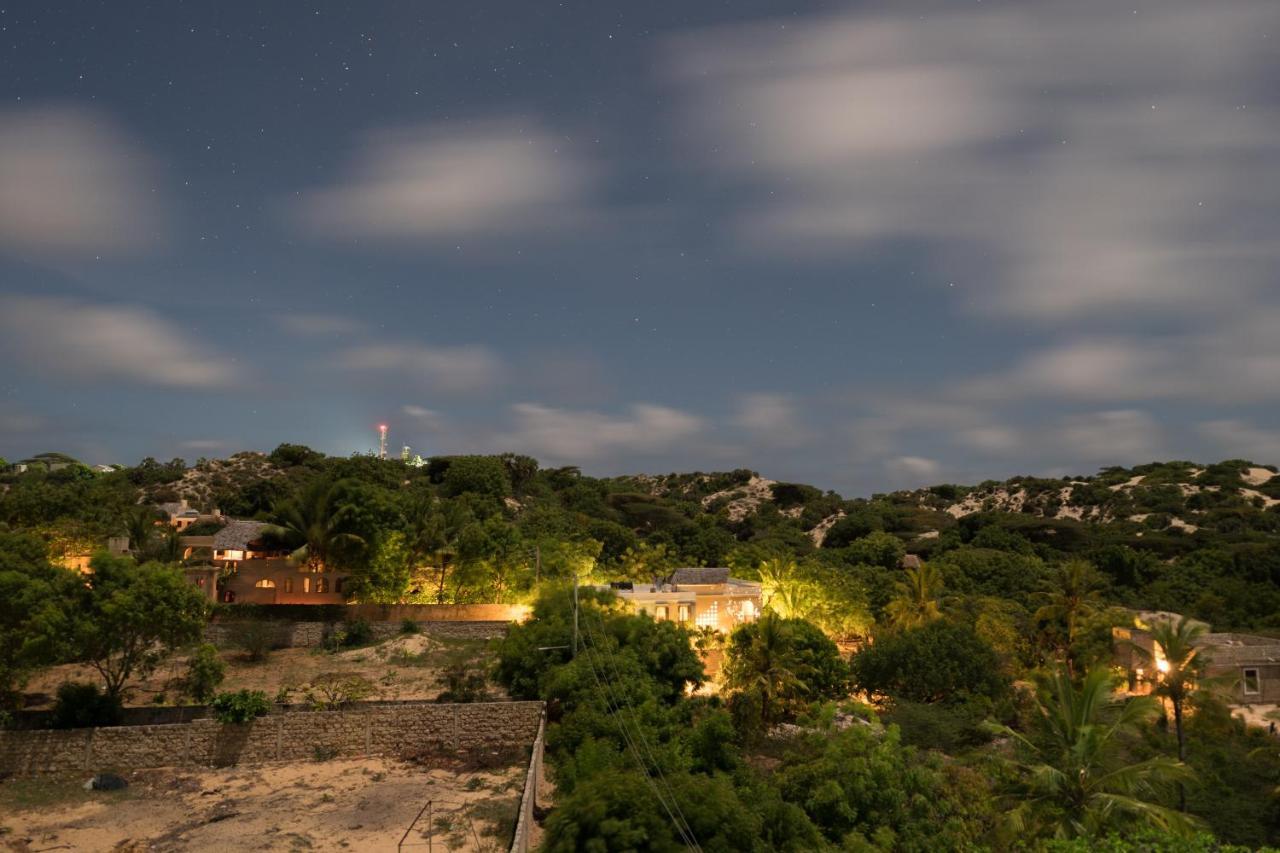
left=0, top=700, right=543, bottom=778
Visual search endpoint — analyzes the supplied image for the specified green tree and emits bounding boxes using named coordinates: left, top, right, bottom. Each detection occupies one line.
left=1137, top=615, right=1209, bottom=811
left=347, top=530, right=413, bottom=603
left=263, top=478, right=365, bottom=572
left=1036, top=559, right=1106, bottom=673
left=0, top=532, right=75, bottom=706
left=723, top=613, right=848, bottom=727
left=884, top=561, right=943, bottom=631
left=69, top=553, right=209, bottom=700
left=775, top=720, right=993, bottom=850
left=851, top=620, right=1008, bottom=706
left=441, top=455, right=511, bottom=499
left=122, top=504, right=162, bottom=555
left=986, top=668, right=1199, bottom=840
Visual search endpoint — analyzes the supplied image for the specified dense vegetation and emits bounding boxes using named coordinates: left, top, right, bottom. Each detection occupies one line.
left=3, top=449, right=1280, bottom=848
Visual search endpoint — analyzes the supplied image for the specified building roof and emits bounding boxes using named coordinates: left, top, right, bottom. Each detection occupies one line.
left=900, top=554, right=923, bottom=570
left=670, top=567, right=730, bottom=585
left=212, top=520, right=272, bottom=550
left=158, top=501, right=187, bottom=519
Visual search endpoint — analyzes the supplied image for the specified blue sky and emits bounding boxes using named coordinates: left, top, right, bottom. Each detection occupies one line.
left=1, top=1, right=1278, bottom=494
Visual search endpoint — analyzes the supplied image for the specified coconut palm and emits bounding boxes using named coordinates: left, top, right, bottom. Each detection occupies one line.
left=122, top=505, right=162, bottom=555
left=987, top=667, right=1199, bottom=840
left=722, top=612, right=803, bottom=727
left=263, top=479, right=364, bottom=572
left=1137, top=615, right=1208, bottom=810
left=1035, top=559, right=1105, bottom=673
left=884, top=561, right=943, bottom=631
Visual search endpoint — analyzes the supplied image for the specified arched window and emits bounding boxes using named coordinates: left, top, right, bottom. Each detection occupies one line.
left=254, top=579, right=276, bottom=589
left=284, top=578, right=293, bottom=593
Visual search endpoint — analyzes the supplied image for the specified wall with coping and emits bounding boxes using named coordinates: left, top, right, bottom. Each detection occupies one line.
left=0, top=700, right=543, bottom=778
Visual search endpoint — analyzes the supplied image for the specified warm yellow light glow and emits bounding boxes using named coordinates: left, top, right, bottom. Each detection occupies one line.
left=1156, top=658, right=1170, bottom=674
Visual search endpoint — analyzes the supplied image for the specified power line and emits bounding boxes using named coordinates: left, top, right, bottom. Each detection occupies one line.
left=577, top=644, right=696, bottom=848
left=580, top=611, right=703, bottom=852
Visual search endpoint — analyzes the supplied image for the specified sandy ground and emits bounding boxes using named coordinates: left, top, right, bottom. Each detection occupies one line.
left=1232, top=703, right=1280, bottom=732
left=0, top=757, right=523, bottom=852
left=23, top=634, right=501, bottom=710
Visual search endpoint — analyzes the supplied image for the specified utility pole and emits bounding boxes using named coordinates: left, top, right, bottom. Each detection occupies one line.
left=534, top=543, right=542, bottom=584
left=572, top=569, right=579, bottom=658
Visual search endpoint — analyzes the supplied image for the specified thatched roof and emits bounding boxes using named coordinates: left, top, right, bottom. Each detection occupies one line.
left=212, top=520, right=271, bottom=550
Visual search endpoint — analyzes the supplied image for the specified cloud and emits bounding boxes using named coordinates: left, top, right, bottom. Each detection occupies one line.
left=293, top=117, right=597, bottom=241
left=179, top=439, right=226, bottom=451
left=0, top=105, right=165, bottom=254
left=279, top=313, right=367, bottom=337
left=1052, top=410, right=1163, bottom=463
left=338, top=342, right=503, bottom=394
left=734, top=393, right=808, bottom=447
left=886, top=455, right=941, bottom=485
left=500, top=402, right=705, bottom=462
left=969, top=308, right=1280, bottom=404
left=1197, top=419, right=1280, bottom=463
left=0, top=295, right=242, bottom=389
left=665, top=1, right=1279, bottom=318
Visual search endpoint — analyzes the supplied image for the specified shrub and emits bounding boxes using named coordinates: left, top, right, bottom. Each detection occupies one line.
left=400, top=618, right=419, bottom=634
left=305, top=672, right=374, bottom=709
left=184, top=643, right=226, bottom=703
left=235, top=620, right=278, bottom=662
left=435, top=663, right=487, bottom=703
left=51, top=682, right=123, bottom=729
left=210, top=689, right=272, bottom=723
left=342, top=618, right=373, bottom=647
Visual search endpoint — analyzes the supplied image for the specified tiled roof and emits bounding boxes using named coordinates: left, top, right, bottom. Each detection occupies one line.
left=670, top=567, right=730, bottom=585
left=212, top=520, right=271, bottom=550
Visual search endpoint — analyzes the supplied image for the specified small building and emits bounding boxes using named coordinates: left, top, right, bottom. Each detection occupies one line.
left=194, top=519, right=352, bottom=605
left=157, top=499, right=221, bottom=531
left=1115, top=611, right=1280, bottom=704
left=607, top=567, right=762, bottom=633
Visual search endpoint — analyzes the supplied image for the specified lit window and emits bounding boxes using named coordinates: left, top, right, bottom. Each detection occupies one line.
left=696, top=602, right=718, bottom=628
left=315, top=577, right=328, bottom=594
left=254, top=579, right=276, bottom=589
left=284, top=578, right=293, bottom=593
left=1244, top=668, right=1261, bottom=694
left=740, top=599, right=756, bottom=619
left=677, top=604, right=690, bottom=623
left=655, top=605, right=668, bottom=621
left=303, top=577, right=310, bottom=594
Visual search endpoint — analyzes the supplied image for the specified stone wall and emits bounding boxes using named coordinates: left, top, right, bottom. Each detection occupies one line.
left=205, top=619, right=512, bottom=649
left=0, top=700, right=543, bottom=778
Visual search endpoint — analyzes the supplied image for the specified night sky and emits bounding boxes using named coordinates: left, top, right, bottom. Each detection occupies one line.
left=2, top=1, right=1278, bottom=494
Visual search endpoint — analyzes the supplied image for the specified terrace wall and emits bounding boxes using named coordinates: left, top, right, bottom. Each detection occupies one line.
left=0, top=700, right=543, bottom=778
left=205, top=618, right=513, bottom=648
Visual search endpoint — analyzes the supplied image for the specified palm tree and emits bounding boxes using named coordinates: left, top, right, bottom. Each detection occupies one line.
left=403, top=495, right=471, bottom=603
left=263, top=479, right=364, bottom=572
left=987, top=667, right=1199, bottom=840
left=723, top=612, right=803, bottom=727
left=1139, top=615, right=1207, bottom=810
left=122, top=505, right=162, bottom=555
left=757, top=556, right=816, bottom=619
left=1035, top=559, right=1104, bottom=674
left=884, top=561, right=943, bottom=631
